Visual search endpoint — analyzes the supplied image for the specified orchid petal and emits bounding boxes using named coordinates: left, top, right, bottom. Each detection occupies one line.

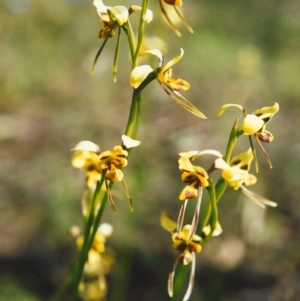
left=241, top=185, right=277, bottom=208
left=130, top=65, right=154, bottom=89
left=140, top=49, right=163, bottom=64
left=121, top=135, right=141, bottom=149
left=129, top=6, right=153, bottom=23
left=242, top=115, right=264, bottom=135
left=253, top=102, right=279, bottom=122
left=161, top=211, right=177, bottom=232
left=164, top=0, right=183, bottom=5
left=163, top=48, right=184, bottom=72
left=109, top=6, right=129, bottom=25
left=161, top=83, right=206, bottom=118
left=167, top=77, right=190, bottom=91
left=71, top=141, right=100, bottom=154
left=214, top=158, right=230, bottom=170
left=218, top=103, right=245, bottom=116
left=93, top=0, right=111, bottom=21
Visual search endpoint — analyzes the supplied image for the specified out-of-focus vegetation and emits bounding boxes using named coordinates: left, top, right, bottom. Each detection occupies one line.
left=1, top=0, right=300, bottom=300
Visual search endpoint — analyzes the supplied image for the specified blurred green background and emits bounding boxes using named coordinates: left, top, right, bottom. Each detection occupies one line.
left=1, top=0, right=300, bottom=300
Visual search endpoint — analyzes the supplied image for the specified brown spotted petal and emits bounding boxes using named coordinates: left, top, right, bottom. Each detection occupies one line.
left=167, top=77, right=190, bottom=91
left=105, top=164, right=124, bottom=182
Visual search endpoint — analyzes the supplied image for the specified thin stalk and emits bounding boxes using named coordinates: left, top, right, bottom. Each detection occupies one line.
left=133, top=0, right=150, bottom=67
left=198, top=201, right=211, bottom=236
left=124, top=73, right=156, bottom=137
left=87, top=183, right=111, bottom=247
left=171, top=264, right=190, bottom=301
left=202, top=177, right=217, bottom=244
left=132, top=93, right=142, bottom=139
left=215, top=177, right=227, bottom=203
left=70, top=170, right=108, bottom=301
left=55, top=3, right=156, bottom=299
left=112, top=26, right=122, bottom=82
left=51, top=171, right=108, bottom=301
left=224, top=117, right=239, bottom=163
left=123, top=20, right=136, bottom=63
left=124, top=92, right=137, bottom=137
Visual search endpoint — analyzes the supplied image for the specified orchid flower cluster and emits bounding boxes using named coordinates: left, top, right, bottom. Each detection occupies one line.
left=161, top=102, right=278, bottom=300
left=53, top=1, right=279, bottom=301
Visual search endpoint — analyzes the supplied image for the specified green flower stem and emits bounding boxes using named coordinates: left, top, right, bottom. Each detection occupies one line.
left=124, top=0, right=152, bottom=138
left=209, top=178, right=218, bottom=229
left=247, top=134, right=259, bottom=172
left=215, top=177, right=227, bottom=203
left=198, top=201, right=211, bottom=236
left=124, top=72, right=156, bottom=137
left=87, top=183, right=111, bottom=247
left=171, top=264, right=190, bottom=301
left=202, top=178, right=217, bottom=244
left=125, top=92, right=137, bottom=137
left=123, top=20, right=136, bottom=63
left=198, top=177, right=227, bottom=236
left=171, top=118, right=241, bottom=299
left=198, top=120, right=239, bottom=238
left=55, top=3, right=156, bottom=299
left=83, top=171, right=107, bottom=234
left=51, top=172, right=109, bottom=301
left=70, top=170, right=108, bottom=301
left=224, top=117, right=239, bottom=163
left=112, top=26, right=122, bottom=82
left=132, top=93, right=142, bottom=139
left=133, top=0, right=150, bottom=67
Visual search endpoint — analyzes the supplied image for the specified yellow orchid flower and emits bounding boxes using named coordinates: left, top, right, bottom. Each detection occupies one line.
left=75, top=223, right=114, bottom=300
left=158, top=0, right=193, bottom=37
left=218, top=103, right=279, bottom=141
left=244, top=103, right=279, bottom=142
left=97, top=137, right=140, bottom=213
left=71, top=141, right=102, bottom=189
left=230, top=147, right=255, bottom=171
left=130, top=49, right=206, bottom=118
left=161, top=212, right=202, bottom=300
left=214, top=149, right=276, bottom=208
left=177, top=150, right=223, bottom=241
left=76, top=223, right=113, bottom=255
left=72, top=139, right=139, bottom=214
left=92, top=0, right=127, bottom=79
left=168, top=224, right=202, bottom=301
left=172, top=224, right=202, bottom=264
left=214, top=148, right=257, bottom=190
left=177, top=150, right=223, bottom=239
left=93, top=0, right=128, bottom=38
left=98, top=145, right=134, bottom=214
left=92, top=1, right=153, bottom=80
left=178, top=150, right=222, bottom=200
left=178, top=154, right=209, bottom=200
left=218, top=103, right=279, bottom=168
left=214, top=158, right=256, bottom=190
left=99, top=146, right=128, bottom=182
left=93, top=1, right=153, bottom=36
left=71, top=141, right=106, bottom=216
left=202, top=221, right=223, bottom=238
